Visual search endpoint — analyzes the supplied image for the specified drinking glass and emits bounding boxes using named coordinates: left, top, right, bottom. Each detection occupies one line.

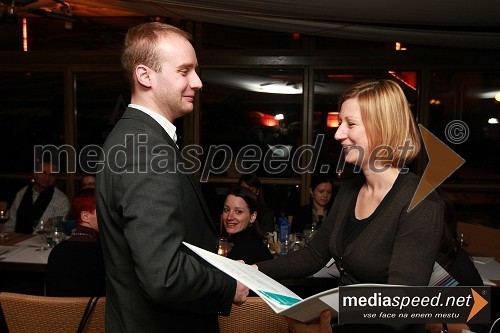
left=33, top=219, right=52, bottom=252
left=303, top=224, right=317, bottom=244
left=217, top=237, right=232, bottom=257
left=264, top=232, right=278, bottom=256
left=0, top=210, right=9, bottom=241
left=289, top=232, right=305, bottom=252
left=47, top=216, right=66, bottom=247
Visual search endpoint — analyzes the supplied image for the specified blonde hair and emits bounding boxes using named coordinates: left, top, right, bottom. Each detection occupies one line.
left=121, top=22, right=192, bottom=90
left=338, top=79, right=421, bottom=167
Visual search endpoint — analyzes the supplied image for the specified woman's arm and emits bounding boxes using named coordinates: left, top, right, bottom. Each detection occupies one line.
left=388, top=195, right=444, bottom=285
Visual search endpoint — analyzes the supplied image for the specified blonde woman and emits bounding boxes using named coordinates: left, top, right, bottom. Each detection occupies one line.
left=257, top=79, right=444, bottom=332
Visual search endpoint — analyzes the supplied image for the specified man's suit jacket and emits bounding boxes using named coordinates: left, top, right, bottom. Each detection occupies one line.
left=97, top=107, right=236, bottom=332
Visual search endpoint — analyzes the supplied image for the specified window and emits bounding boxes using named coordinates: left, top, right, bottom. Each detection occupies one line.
left=200, top=68, right=304, bottom=180
left=75, top=72, right=129, bottom=174
left=430, top=71, right=500, bottom=226
left=0, top=72, right=65, bottom=201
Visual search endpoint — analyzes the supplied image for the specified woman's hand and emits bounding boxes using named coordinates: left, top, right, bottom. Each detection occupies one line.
left=285, top=310, right=333, bottom=333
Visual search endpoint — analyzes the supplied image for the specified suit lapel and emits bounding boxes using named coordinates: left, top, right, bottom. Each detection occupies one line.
left=169, top=138, right=217, bottom=231
left=122, top=107, right=217, bottom=233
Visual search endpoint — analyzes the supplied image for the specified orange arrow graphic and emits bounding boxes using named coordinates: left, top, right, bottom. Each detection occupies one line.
left=467, top=289, right=488, bottom=322
left=408, top=125, right=465, bottom=211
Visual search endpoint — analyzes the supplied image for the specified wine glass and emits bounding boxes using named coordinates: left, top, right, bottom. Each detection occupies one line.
left=289, top=233, right=305, bottom=252
left=0, top=210, right=9, bottom=241
left=33, top=219, right=52, bottom=252
left=217, top=237, right=232, bottom=257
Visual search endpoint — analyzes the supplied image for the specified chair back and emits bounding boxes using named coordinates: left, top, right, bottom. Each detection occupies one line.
left=0, top=292, right=105, bottom=333
left=457, top=221, right=500, bottom=261
left=219, top=297, right=289, bottom=333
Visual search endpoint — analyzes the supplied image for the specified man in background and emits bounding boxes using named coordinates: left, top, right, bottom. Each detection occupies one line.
left=5, top=159, right=70, bottom=233
left=80, top=173, right=96, bottom=190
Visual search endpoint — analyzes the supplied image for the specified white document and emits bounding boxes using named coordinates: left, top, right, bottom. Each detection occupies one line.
left=473, top=256, right=495, bottom=265
left=183, top=241, right=339, bottom=323
left=0, top=245, right=28, bottom=259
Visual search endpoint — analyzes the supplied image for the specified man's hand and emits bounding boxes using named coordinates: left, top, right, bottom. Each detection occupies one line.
left=233, top=280, right=249, bottom=306
left=285, top=310, right=332, bottom=333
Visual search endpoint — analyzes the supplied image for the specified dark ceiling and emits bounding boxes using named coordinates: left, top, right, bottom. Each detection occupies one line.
left=1, top=0, right=500, bottom=50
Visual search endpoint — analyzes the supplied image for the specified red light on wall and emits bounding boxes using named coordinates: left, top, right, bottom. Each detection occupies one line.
left=326, top=112, right=339, bottom=128
left=292, top=33, right=300, bottom=40
left=388, top=71, right=417, bottom=90
left=261, top=114, right=279, bottom=127
left=248, top=111, right=279, bottom=127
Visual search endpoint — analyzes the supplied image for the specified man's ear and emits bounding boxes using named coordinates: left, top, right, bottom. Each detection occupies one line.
left=135, top=65, right=153, bottom=88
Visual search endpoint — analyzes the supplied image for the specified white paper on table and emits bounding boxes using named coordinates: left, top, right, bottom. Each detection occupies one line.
left=482, top=279, right=497, bottom=286
left=473, top=256, right=495, bottom=264
left=0, top=245, right=27, bottom=259
left=15, top=235, right=43, bottom=247
left=1, top=245, right=51, bottom=264
left=183, top=241, right=340, bottom=323
left=473, top=259, right=500, bottom=281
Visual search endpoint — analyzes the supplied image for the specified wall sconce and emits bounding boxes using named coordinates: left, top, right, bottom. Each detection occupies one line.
left=262, top=114, right=279, bottom=126
left=326, top=112, right=339, bottom=128
left=248, top=111, right=279, bottom=126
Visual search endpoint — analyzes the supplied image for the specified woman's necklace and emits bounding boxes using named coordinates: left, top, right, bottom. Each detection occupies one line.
left=72, top=232, right=95, bottom=239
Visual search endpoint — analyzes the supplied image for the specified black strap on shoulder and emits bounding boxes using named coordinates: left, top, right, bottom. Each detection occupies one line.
left=77, top=296, right=100, bottom=333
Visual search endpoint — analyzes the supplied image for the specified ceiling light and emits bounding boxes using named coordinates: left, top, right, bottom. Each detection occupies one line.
left=474, top=90, right=500, bottom=99
left=395, top=42, right=407, bottom=51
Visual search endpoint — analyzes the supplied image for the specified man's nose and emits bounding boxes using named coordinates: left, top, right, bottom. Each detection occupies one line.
left=190, top=72, right=203, bottom=90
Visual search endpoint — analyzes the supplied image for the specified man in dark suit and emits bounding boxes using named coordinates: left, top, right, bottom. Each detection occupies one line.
left=96, top=22, right=248, bottom=332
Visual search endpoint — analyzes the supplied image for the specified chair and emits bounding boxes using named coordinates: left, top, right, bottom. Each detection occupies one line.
left=457, top=221, right=500, bottom=261
left=0, top=292, right=105, bottom=333
left=219, top=297, right=289, bottom=333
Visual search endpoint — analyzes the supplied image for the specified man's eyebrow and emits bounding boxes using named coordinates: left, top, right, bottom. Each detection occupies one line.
left=177, top=63, right=196, bottom=69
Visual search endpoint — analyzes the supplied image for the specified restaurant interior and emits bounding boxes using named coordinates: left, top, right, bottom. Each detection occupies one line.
left=0, top=0, right=499, bottom=330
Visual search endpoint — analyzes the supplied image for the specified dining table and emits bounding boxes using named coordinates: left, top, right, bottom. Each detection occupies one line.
left=0, top=232, right=52, bottom=273
left=0, top=232, right=54, bottom=296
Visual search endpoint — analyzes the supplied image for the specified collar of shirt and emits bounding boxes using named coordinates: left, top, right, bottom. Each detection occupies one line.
left=129, top=104, right=177, bottom=143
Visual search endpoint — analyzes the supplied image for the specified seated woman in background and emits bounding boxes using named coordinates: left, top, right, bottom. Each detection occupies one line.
left=238, top=173, right=276, bottom=233
left=46, top=188, right=105, bottom=297
left=222, top=186, right=274, bottom=264
left=289, top=173, right=333, bottom=234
